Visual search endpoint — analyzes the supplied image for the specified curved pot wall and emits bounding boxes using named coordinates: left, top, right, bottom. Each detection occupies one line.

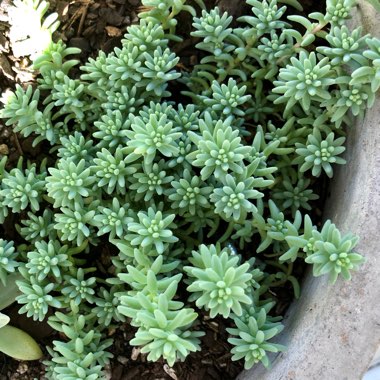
left=239, top=2, right=380, bottom=379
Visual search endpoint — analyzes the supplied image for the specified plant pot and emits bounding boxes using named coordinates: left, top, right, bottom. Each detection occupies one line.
left=238, top=2, right=380, bottom=379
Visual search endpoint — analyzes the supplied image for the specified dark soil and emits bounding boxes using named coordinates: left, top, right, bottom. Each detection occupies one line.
left=0, top=311, right=242, bottom=380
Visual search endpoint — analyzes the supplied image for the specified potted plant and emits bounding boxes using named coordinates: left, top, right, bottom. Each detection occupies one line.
left=0, top=0, right=378, bottom=378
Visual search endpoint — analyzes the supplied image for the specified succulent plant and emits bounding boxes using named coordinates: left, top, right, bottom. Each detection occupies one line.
left=0, top=0, right=372, bottom=374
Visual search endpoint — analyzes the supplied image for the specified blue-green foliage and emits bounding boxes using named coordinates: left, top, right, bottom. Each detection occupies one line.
left=284, top=216, right=365, bottom=283
left=227, top=302, right=285, bottom=370
left=44, top=303, right=113, bottom=380
left=0, top=239, right=18, bottom=286
left=0, top=159, right=46, bottom=212
left=184, top=244, right=253, bottom=318
left=16, top=274, right=62, bottom=321
left=118, top=271, right=203, bottom=366
left=0, top=0, right=374, bottom=375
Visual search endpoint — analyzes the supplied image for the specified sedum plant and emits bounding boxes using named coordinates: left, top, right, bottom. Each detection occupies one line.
left=227, top=302, right=285, bottom=370
left=184, top=244, right=253, bottom=318
left=0, top=0, right=375, bottom=376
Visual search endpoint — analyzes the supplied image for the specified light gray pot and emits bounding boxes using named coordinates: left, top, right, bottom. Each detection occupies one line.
left=238, top=2, right=380, bottom=379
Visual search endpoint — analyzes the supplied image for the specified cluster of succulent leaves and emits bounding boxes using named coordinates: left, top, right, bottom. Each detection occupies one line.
left=0, top=0, right=372, bottom=376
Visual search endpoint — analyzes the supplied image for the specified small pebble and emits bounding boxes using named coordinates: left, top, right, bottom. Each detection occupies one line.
left=0, top=144, right=9, bottom=155
left=105, top=26, right=122, bottom=37
left=16, top=362, right=28, bottom=375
